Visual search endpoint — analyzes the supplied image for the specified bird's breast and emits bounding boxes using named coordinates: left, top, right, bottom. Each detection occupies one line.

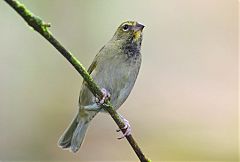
left=93, top=54, right=141, bottom=109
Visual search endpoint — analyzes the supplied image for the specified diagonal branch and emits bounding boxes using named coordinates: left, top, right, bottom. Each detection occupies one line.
left=4, top=0, right=150, bottom=162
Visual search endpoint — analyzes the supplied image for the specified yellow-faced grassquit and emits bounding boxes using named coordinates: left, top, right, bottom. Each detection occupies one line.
left=58, top=21, right=145, bottom=152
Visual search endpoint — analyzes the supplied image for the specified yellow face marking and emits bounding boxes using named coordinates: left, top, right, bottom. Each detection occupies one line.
left=133, top=30, right=142, bottom=41
left=120, top=21, right=143, bottom=41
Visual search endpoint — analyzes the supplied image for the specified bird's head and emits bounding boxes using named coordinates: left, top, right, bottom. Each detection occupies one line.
left=112, top=21, right=145, bottom=45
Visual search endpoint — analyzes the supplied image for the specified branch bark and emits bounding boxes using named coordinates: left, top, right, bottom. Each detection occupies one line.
left=4, top=0, right=150, bottom=162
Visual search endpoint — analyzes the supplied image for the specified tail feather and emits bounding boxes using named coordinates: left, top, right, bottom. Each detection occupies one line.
left=58, top=115, right=78, bottom=148
left=58, top=114, right=89, bottom=152
left=70, top=120, right=89, bottom=152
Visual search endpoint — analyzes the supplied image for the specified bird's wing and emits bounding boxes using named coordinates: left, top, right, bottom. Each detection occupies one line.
left=78, top=46, right=105, bottom=108
left=87, top=60, right=97, bottom=74
left=87, top=45, right=106, bottom=74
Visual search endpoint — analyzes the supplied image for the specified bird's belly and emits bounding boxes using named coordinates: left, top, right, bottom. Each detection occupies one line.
left=94, top=63, right=138, bottom=110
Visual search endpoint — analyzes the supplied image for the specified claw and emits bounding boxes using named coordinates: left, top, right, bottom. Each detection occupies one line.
left=117, top=116, right=131, bottom=139
left=96, top=88, right=111, bottom=105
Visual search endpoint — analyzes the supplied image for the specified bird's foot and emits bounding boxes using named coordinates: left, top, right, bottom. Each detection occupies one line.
left=96, top=88, right=111, bottom=105
left=116, top=116, right=131, bottom=139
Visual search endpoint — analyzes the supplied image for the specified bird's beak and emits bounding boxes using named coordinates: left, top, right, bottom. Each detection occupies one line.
left=133, top=22, right=144, bottom=41
left=133, top=22, right=145, bottom=32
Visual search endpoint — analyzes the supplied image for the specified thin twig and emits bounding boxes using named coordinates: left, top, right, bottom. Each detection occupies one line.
left=3, top=0, right=150, bottom=162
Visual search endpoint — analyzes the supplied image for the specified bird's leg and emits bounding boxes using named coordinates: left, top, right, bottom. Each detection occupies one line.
left=116, top=113, right=132, bottom=139
left=96, top=88, right=111, bottom=105
left=84, top=88, right=110, bottom=112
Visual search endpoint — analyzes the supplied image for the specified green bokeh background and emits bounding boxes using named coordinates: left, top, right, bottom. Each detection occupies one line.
left=0, top=0, right=238, bottom=161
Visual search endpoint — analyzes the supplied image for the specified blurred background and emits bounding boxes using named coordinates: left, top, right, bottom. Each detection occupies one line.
left=0, top=0, right=238, bottom=161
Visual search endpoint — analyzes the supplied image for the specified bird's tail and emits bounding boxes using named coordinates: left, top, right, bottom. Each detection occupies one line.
left=58, top=113, right=91, bottom=153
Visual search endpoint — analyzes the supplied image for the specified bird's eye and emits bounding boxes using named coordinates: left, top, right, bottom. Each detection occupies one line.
left=122, top=24, right=129, bottom=31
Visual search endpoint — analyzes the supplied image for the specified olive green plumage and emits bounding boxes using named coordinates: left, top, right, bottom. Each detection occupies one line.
left=58, top=21, right=144, bottom=152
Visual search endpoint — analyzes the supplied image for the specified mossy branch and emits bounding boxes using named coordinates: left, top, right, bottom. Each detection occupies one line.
left=4, top=0, right=150, bottom=162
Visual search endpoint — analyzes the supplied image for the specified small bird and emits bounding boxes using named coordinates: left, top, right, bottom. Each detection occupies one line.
left=58, top=21, right=144, bottom=153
